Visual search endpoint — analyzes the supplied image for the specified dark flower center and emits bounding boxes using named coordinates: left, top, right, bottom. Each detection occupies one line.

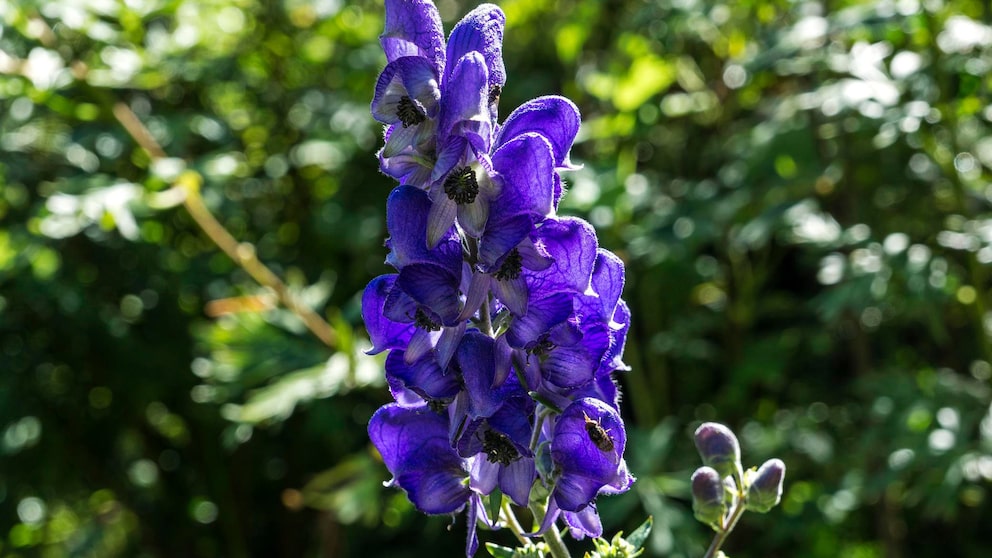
left=427, top=399, right=449, bottom=413
left=414, top=307, right=441, bottom=331
left=494, top=249, right=522, bottom=281
left=488, top=85, right=501, bottom=106
left=482, top=429, right=519, bottom=466
left=443, top=167, right=479, bottom=205
left=396, top=96, right=426, bottom=128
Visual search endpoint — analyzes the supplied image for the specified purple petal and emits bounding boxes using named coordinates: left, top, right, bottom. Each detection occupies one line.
left=490, top=273, right=528, bottom=316
left=591, top=249, right=626, bottom=314
left=499, top=457, right=536, bottom=506
left=478, top=213, right=533, bottom=272
left=505, top=291, right=574, bottom=349
left=439, top=51, right=491, bottom=145
left=497, top=96, right=581, bottom=168
left=562, top=506, right=603, bottom=540
left=362, top=275, right=415, bottom=354
left=541, top=336, right=605, bottom=389
left=378, top=140, right=434, bottom=187
left=435, top=322, right=467, bottom=370
left=551, top=398, right=628, bottom=512
left=387, top=186, right=461, bottom=270
left=368, top=404, right=471, bottom=514
left=396, top=263, right=462, bottom=326
left=371, top=56, right=441, bottom=124
left=426, top=194, right=458, bottom=249
left=381, top=0, right=445, bottom=69
left=490, top=133, right=555, bottom=219
left=444, top=4, right=506, bottom=92
left=455, top=332, right=501, bottom=418
left=528, top=217, right=598, bottom=294
left=385, top=349, right=460, bottom=402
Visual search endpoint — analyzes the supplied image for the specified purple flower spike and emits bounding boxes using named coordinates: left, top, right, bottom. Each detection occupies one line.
left=366, top=2, right=634, bottom=552
left=368, top=404, right=471, bottom=514
left=551, top=398, right=633, bottom=512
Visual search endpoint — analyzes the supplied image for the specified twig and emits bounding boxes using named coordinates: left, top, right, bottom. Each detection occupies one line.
left=111, top=101, right=337, bottom=348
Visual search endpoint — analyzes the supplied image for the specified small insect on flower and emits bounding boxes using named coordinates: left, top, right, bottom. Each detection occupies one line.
left=583, top=411, right=615, bottom=453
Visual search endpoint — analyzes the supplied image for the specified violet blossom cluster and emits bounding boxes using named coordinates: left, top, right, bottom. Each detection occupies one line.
left=362, top=1, right=633, bottom=554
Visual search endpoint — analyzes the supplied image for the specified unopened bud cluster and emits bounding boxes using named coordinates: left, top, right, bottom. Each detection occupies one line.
left=690, top=422, right=786, bottom=531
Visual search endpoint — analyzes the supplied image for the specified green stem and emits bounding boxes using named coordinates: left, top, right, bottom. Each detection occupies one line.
left=500, top=500, right=530, bottom=547
left=529, top=502, right=571, bottom=558
left=702, top=498, right=746, bottom=558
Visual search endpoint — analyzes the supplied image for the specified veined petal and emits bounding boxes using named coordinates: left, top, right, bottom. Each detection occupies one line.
left=591, top=249, right=626, bottom=313
left=435, top=321, right=467, bottom=370
left=456, top=332, right=501, bottom=418
left=490, top=273, right=528, bottom=317
left=458, top=270, right=491, bottom=322
left=497, top=96, right=581, bottom=169
left=527, top=217, right=598, bottom=295
left=381, top=0, right=445, bottom=70
left=372, top=56, right=441, bottom=123
left=378, top=140, right=434, bottom=188
left=457, top=194, right=489, bottom=238
left=505, top=291, right=573, bottom=349
left=426, top=194, right=458, bottom=249
left=491, top=133, right=555, bottom=219
left=499, top=457, right=536, bottom=506
left=541, top=342, right=599, bottom=389
left=477, top=213, right=533, bottom=272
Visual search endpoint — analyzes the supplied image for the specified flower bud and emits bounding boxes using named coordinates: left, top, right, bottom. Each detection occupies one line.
left=745, top=458, right=786, bottom=513
left=691, top=466, right=726, bottom=529
left=693, top=422, right=741, bottom=479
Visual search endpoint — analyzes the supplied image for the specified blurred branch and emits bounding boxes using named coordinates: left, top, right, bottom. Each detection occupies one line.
left=0, top=13, right=336, bottom=348
left=112, top=101, right=338, bottom=349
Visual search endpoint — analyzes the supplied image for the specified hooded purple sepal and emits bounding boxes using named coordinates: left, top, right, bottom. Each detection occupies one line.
left=550, top=398, right=633, bottom=512
left=497, top=95, right=581, bottom=169
left=445, top=3, right=506, bottom=120
left=381, top=0, right=445, bottom=69
left=368, top=403, right=471, bottom=514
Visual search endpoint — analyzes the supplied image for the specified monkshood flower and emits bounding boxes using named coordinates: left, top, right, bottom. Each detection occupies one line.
left=536, top=398, right=634, bottom=539
left=365, top=1, right=636, bottom=555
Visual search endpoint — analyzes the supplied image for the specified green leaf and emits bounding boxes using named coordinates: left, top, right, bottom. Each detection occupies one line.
left=485, top=543, right=517, bottom=558
left=624, top=516, right=653, bottom=550
left=488, top=489, right=503, bottom=525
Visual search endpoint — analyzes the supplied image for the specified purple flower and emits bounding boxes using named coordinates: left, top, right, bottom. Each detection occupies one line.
left=368, top=403, right=471, bottom=514
left=550, top=398, right=633, bottom=512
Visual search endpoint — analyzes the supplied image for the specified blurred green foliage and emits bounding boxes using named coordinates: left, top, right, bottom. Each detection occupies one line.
left=1, top=0, right=991, bottom=556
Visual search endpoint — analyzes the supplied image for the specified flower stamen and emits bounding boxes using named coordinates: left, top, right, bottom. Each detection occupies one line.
left=443, top=167, right=480, bottom=205
left=397, top=96, right=426, bottom=128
